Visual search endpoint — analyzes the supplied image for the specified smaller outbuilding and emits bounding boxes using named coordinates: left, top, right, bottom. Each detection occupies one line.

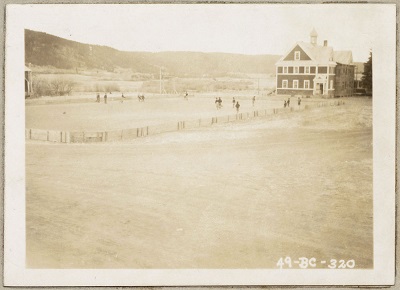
left=25, top=65, right=33, bottom=98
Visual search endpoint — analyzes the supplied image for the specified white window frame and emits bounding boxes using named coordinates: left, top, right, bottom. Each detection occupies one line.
left=293, top=80, right=299, bottom=89
left=283, top=66, right=288, bottom=74
left=330, top=80, right=334, bottom=89
left=304, top=80, right=310, bottom=89
left=282, top=80, right=288, bottom=88
left=294, top=51, right=300, bottom=60
left=294, top=66, right=299, bottom=74
left=305, top=66, right=310, bottom=74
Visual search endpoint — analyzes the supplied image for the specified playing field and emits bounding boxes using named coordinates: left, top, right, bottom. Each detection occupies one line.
left=27, top=94, right=303, bottom=131
left=26, top=97, right=373, bottom=269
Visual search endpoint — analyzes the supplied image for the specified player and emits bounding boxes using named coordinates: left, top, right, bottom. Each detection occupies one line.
left=235, top=101, right=240, bottom=113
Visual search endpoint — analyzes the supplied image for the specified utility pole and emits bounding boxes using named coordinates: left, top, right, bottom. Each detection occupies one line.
left=159, top=67, right=162, bottom=95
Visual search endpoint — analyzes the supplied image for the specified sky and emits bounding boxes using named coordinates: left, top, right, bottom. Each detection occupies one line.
left=19, top=4, right=385, bottom=62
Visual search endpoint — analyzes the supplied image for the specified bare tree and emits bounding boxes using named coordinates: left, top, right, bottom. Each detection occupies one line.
left=49, top=77, right=76, bottom=96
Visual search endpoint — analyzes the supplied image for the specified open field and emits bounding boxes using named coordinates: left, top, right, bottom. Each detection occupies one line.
left=27, top=95, right=318, bottom=132
left=26, top=98, right=373, bottom=269
left=30, top=69, right=274, bottom=97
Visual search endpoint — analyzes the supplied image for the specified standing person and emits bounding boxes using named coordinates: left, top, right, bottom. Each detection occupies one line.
left=96, top=93, right=100, bottom=103
left=218, top=97, right=223, bottom=109
left=184, top=91, right=188, bottom=100
left=252, top=96, right=256, bottom=107
left=298, top=97, right=301, bottom=106
left=235, top=101, right=240, bottom=113
left=232, top=97, right=236, bottom=108
left=284, top=100, right=287, bottom=108
left=215, top=97, right=219, bottom=109
left=287, top=97, right=290, bottom=107
left=121, top=92, right=126, bottom=103
left=104, top=93, right=107, bottom=104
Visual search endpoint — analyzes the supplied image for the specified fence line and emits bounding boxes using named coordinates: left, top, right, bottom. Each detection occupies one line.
left=26, top=100, right=345, bottom=143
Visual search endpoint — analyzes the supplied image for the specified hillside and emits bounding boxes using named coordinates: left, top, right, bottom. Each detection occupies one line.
left=25, top=29, right=280, bottom=77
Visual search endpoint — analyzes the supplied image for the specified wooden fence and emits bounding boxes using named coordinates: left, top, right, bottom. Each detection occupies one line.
left=26, top=100, right=345, bottom=143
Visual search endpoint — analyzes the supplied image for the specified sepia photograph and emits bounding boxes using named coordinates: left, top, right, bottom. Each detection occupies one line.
left=4, top=3, right=396, bottom=286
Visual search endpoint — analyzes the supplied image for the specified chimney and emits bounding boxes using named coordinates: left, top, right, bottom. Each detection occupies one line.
left=324, top=40, right=328, bottom=47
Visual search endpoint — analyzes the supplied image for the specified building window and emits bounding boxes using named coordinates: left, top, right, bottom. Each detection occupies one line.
left=295, top=51, right=300, bottom=60
left=294, top=67, right=299, bottom=74
left=293, top=80, right=299, bottom=89
left=282, top=80, right=288, bottom=88
left=283, top=67, right=288, bottom=74
left=304, top=80, right=310, bottom=89
left=330, top=80, right=333, bottom=89
left=305, top=66, right=310, bottom=74
left=317, top=66, right=328, bottom=74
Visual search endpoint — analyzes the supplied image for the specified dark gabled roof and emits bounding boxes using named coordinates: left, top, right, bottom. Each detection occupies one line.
left=277, top=42, right=353, bottom=66
left=333, top=51, right=353, bottom=65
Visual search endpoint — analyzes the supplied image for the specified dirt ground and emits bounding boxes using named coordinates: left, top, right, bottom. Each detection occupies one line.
left=26, top=98, right=373, bottom=269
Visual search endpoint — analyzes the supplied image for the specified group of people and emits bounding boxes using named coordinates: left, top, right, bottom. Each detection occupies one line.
left=96, top=92, right=127, bottom=104
left=215, top=97, right=223, bottom=109
left=213, top=96, right=252, bottom=113
left=231, top=97, right=241, bottom=112
left=284, top=97, right=302, bottom=108
left=96, top=93, right=109, bottom=104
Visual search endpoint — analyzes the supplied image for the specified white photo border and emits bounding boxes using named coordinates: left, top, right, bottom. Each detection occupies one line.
left=3, top=3, right=396, bottom=286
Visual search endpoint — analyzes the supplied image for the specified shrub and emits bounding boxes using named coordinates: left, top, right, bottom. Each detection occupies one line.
left=31, top=76, right=76, bottom=97
left=32, top=76, right=51, bottom=97
left=48, top=77, right=76, bottom=96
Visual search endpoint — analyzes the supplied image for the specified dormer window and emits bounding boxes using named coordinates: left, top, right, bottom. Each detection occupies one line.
left=294, top=66, right=299, bottom=74
left=295, top=51, right=300, bottom=60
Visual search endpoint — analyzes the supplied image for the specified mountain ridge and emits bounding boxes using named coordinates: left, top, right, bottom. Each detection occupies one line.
left=25, top=29, right=281, bottom=77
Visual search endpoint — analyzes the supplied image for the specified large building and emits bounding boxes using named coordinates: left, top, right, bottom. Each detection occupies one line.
left=275, top=29, right=354, bottom=97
